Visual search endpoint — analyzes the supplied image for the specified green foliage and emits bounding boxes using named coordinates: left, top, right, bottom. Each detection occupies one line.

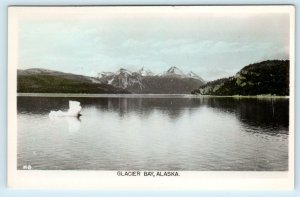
left=192, top=60, right=289, bottom=96
left=17, top=75, right=130, bottom=94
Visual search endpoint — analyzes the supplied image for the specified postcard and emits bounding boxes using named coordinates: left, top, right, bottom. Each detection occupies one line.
left=7, top=5, right=295, bottom=189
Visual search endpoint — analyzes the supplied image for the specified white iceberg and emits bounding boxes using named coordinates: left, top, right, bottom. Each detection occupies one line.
left=49, top=101, right=82, bottom=117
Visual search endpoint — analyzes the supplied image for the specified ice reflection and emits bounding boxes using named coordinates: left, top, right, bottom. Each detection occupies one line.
left=17, top=96, right=289, bottom=171
left=17, top=96, right=289, bottom=135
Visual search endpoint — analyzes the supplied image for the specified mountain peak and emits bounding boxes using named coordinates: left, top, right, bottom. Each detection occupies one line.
left=117, top=68, right=132, bottom=75
left=138, top=67, right=154, bottom=76
left=164, top=66, right=186, bottom=77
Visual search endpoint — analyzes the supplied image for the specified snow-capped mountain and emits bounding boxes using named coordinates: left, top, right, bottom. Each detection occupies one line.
left=163, top=66, right=186, bottom=78
left=98, top=68, right=144, bottom=90
left=116, top=68, right=133, bottom=76
left=97, top=72, right=114, bottom=78
left=138, top=67, right=154, bottom=76
left=187, top=71, right=205, bottom=82
left=97, top=67, right=205, bottom=94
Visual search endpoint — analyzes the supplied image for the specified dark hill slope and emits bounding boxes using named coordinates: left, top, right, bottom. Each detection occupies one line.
left=192, top=60, right=289, bottom=96
left=141, top=76, right=204, bottom=94
left=17, top=69, right=130, bottom=94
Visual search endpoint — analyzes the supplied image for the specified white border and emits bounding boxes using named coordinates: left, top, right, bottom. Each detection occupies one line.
left=7, top=5, right=295, bottom=190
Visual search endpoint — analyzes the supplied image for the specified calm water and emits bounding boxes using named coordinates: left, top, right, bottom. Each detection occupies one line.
left=17, top=96, right=289, bottom=171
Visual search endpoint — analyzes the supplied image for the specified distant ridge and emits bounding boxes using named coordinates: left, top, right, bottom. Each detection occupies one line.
left=17, top=66, right=206, bottom=94
left=187, top=71, right=205, bottom=81
left=97, top=66, right=205, bottom=94
left=17, top=68, right=130, bottom=94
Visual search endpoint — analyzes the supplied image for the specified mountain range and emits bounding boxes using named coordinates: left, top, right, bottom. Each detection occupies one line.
left=17, top=66, right=205, bottom=94
left=17, top=60, right=288, bottom=96
left=97, top=67, right=205, bottom=94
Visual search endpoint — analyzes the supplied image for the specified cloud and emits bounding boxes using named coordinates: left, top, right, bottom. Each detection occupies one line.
left=19, top=11, right=290, bottom=80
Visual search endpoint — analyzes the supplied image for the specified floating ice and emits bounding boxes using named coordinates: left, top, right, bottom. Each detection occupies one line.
left=49, top=101, right=82, bottom=117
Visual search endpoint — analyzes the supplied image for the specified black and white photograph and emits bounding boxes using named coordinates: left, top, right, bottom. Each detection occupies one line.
left=7, top=6, right=294, bottom=189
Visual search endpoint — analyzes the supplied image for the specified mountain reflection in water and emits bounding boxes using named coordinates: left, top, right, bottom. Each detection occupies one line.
left=17, top=95, right=289, bottom=171
left=18, top=96, right=288, bottom=135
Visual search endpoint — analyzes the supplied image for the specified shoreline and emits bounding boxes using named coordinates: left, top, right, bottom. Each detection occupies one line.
left=17, top=93, right=289, bottom=99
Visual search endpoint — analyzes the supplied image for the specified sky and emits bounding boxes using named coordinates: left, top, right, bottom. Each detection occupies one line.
left=19, top=7, right=291, bottom=81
